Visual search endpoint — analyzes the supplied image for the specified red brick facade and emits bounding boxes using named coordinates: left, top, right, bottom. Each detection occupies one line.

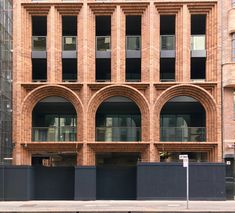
left=13, top=0, right=221, bottom=165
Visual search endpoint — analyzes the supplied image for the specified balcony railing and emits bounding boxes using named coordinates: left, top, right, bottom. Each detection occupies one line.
left=160, top=127, right=206, bottom=142
left=160, top=35, right=175, bottom=50
left=32, top=126, right=77, bottom=142
left=126, top=36, right=141, bottom=51
left=96, top=127, right=141, bottom=142
left=62, top=36, right=77, bottom=51
left=190, top=35, right=205, bottom=50
left=32, top=36, right=46, bottom=51
left=96, top=36, right=111, bottom=51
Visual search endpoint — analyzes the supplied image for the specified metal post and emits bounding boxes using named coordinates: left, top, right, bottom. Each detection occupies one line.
left=186, top=162, right=189, bottom=209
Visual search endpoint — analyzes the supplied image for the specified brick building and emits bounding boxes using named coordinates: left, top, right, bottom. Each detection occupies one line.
left=222, top=0, right=235, bottom=199
left=9, top=0, right=225, bottom=200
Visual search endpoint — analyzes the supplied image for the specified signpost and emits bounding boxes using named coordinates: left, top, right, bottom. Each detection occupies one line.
left=179, top=154, right=189, bottom=209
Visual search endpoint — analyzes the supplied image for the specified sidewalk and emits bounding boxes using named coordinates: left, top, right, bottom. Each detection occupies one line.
left=0, top=200, right=235, bottom=212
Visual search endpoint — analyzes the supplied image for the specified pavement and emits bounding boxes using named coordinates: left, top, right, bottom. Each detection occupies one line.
left=0, top=200, right=235, bottom=212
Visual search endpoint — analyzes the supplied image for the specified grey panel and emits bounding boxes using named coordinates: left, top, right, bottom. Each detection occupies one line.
left=137, top=163, right=225, bottom=200
left=96, top=166, right=136, bottom=200
left=160, top=50, right=176, bottom=58
left=191, top=50, right=206, bottom=57
left=96, top=51, right=111, bottom=58
left=74, top=166, right=96, bottom=200
left=0, top=166, right=33, bottom=201
left=32, top=51, right=47, bottom=58
left=126, top=50, right=141, bottom=58
left=33, top=166, right=74, bottom=200
left=62, top=51, right=77, bottom=58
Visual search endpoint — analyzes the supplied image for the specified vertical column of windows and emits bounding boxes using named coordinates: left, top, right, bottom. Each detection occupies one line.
left=32, top=16, right=47, bottom=81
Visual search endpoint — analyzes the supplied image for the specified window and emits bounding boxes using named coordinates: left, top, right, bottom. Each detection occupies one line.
left=232, top=0, right=235, bottom=7
left=233, top=90, right=235, bottom=119
left=232, top=33, right=235, bottom=62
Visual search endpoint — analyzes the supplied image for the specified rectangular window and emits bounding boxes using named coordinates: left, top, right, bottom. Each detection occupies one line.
left=62, top=59, right=77, bottom=81
left=232, top=33, right=235, bottom=62
left=32, top=59, right=47, bottom=81
left=191, top=15, right=206, bottom=80
left=32, top=16, right=47, bottom=51
left=125, top=15, right=141, bottom=81
left=96, top=16, right=111, bottom=81
left=234, top=91, right=235, bottom=119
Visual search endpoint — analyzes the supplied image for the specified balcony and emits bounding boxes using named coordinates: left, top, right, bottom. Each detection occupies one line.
left=190, top=35, right=206, bottom=57
left=32, top=126, right=77, bottom=142
left=160, top=127, right=206, bottom=142
left=160, top=35, right=175, bottom=58
left=96, top=36, right=111, bottom=58
left=96, top=127, right=141, bottom=142
left=126, top=36, right=141, bottom=58
left=62, top=36, right=77, bottom=58
left=32, top=36, right=46, bottom=58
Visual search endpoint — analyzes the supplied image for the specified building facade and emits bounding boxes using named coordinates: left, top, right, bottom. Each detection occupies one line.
left=10, top=0, right=225, bottom=200
left=222, top=0, right=235, bottom=199
left=0, top=0, right=12, bottom=164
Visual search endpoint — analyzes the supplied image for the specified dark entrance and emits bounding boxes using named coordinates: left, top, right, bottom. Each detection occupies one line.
left=96, top=152, right=139, bottom=200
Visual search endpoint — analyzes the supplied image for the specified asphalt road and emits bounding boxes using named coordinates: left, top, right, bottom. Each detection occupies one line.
left=0, top=200, right=235, bottom=212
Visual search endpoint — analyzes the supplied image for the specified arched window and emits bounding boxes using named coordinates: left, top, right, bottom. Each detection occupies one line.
left=96, top=96, right=141, bottom=142
left=32, top=96, right=77, bottom=142
left=160, top=96, right=206, bottom=142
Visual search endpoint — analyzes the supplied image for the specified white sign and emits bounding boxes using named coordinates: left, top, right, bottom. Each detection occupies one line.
left=179, top=154, right=188, bottom=160
left=183, top=158, right=189, bottom=167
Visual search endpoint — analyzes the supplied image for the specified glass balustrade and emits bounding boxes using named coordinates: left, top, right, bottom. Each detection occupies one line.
left=32, top=36, right=46, bottom=51
left=32, top=126, right=77, bottom=142
left=126, top=36, right=141, bottom=51
left=160, top=35, right=175, bottom=50
left=62, top=36, right=77, bottom=51
left=96, top=36, right=111, bottom=51
left=160, top=127, right=205, bottom=142
left=96, top=127, right=141, bottom=142
left=190, top=35, right=205, bottom=50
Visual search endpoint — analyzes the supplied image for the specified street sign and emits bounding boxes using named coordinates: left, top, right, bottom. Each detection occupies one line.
left=179, top=154, right=188, bottom=160
left=183, top=158, right=188, bottom=167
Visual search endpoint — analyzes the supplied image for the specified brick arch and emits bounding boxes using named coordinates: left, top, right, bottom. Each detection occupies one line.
left=87, top=85, right=150, bottom=141
left=21, top=85, right=84, bottom=142
left=154, top=84, right=217, bottom=142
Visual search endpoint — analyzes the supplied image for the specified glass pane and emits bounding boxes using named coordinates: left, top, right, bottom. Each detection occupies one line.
left=32, top=36, right=46, bottom=51
left=161, top=35, right=175, bottom=50
left=63, top=36, right=76, bottom=51
left=126, top=36, right=141, bottom=50
left=96, top=36, right=111, bottom=51
left=191, top=35, right=205, bottom=50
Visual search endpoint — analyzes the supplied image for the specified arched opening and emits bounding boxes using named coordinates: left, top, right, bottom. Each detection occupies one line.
left=32, top=96, right=77, bottom=142
left=160, top=96, right=206, bottom=142
left=95, top=96, right=141, bottom=142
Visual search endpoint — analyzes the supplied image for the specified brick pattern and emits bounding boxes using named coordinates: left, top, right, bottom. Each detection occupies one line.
left=13, top=0, right=221, bottom=166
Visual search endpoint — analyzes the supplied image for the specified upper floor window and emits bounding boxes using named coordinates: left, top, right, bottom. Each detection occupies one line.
left=232, top=0, right=235, bottom=7
left=232, top=33, right=235, bottom=62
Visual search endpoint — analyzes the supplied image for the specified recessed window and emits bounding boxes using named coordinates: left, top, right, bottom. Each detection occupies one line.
left=232, top=0, right=235, bottom=7
left=96, top=16, right=111, bottom=81
left=125, top=16, right=141, bottom=82
left=232, top=33, right=235, bottom=62
left=32, top=59, right=47, bottom=81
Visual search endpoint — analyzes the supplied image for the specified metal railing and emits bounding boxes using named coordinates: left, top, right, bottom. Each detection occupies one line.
left=96, top=36, right=111, bottom=51
left=32, top=126, right=77, bottom=142
left=160, top=35, right=175, bottom=50
left=96, top=127, right=141, bottom=142
left=32, top=36, right=46, bottom=51
left=126, top=36, right=141, bottom=51
left=190, top=35, right=205, bottom=50
left=62, top=36, right=77, bottom=51
left=160, top=127, right=206, bottom=142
